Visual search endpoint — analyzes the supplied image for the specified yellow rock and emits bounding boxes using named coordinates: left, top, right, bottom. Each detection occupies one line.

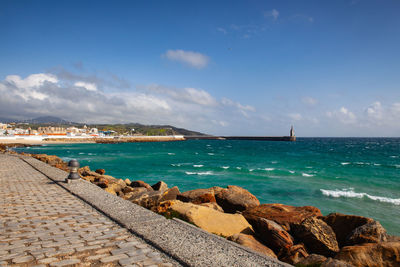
left=105, top=187, right=117, bottom=195
left=168, top=200, right=254, bottom=237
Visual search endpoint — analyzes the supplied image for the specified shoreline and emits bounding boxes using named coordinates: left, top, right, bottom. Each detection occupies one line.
left=2, top=144, right=400, bottom=266
left=0, top=135, right=185, bottom=145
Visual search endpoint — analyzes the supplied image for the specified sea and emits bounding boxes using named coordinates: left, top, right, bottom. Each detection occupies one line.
left=16, top=138, right=400, bottom=235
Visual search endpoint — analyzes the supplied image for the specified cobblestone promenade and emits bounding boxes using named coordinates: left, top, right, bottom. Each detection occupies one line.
left=0, top=154, right=176, bottom=267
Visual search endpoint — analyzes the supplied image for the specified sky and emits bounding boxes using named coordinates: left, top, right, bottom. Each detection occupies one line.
left=0, top=0, right=399, bottom=137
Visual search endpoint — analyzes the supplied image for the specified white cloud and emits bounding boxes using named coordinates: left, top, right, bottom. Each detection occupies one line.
left=327, top=107, right=357, bottom=124
left=74, top=81, right=97, bottom=91
left=163, top=49, right=209, bottom=69
left=5, top=73, right=58, bottom=88
left=221, top=97, right=255, bottom=117
left=302, top=96, right=318, bottom=106
left=145, top=84, right=217, bottom=106
left=288, top=113, right=303, bottom=121
left=366, top=101, right=383, bottom=120
left=264, top=9, right=279, bottom=21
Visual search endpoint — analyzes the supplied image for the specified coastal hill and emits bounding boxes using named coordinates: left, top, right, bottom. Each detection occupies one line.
left=1, top=116, right=206, bottom=136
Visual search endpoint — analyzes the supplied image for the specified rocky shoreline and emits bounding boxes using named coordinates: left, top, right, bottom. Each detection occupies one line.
left=2, top=145, right=399, bottom=267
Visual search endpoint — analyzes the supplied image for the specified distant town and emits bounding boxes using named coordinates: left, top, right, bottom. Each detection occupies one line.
left=0, top=116, right=205, bottom=142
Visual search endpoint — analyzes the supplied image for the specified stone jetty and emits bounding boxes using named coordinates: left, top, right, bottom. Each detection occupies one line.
left=0, top=153, right=288, bottom=267
left=2, top=146, right=400, bottom=267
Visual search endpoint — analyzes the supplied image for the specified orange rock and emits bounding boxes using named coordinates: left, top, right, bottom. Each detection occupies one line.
left=322, top=213, right=375, bottom=247
left=228, top=233, right=277, bottom=258
left=215, top=185, right=260, bottom=213
left=292, top=217, right=339, bottom=256
left=243, top=203, right=322, bottom=231
left=335, top=242, right=400, bottom=267
left=279, top=244, right=309, bottom=265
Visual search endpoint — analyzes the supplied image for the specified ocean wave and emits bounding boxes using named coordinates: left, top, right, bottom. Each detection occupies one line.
left=390, top=155, right=398, bottom=158
left=208, top=153, right=215, bottom=155
left=222, top=166, right=230, bottom=169
left=79, top=152, right=85, bottom=155
left=320, top=188, right=400, bottom=205
left=341, top=162, right=350, bottom=165
left=236, top=167, right=242, bottom=170
left=185, top=171, right=214, bottom=176
left=171, top=163, right=181, bottom=167
left=264, top=168, right=275, bottom=171
left=288, top=170, right=295, bottom=174
left=271, top=161, right=278, bottom=164
left=193, top=165, right=203, bottom=168
left=302, top=173, right=314, bottom=177
left=168, top=153, right=175, bottom=155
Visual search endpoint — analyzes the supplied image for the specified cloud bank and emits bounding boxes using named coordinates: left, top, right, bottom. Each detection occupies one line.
left=0, top=72, right=254, bottom=134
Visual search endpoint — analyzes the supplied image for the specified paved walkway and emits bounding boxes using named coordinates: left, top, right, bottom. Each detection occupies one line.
left=0, top=154, right=177, bottom=267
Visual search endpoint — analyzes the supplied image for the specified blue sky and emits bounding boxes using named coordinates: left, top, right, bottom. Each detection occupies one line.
left=1, top=0, right=399, bottom=136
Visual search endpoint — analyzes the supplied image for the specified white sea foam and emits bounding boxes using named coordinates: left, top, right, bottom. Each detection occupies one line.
left=236, top=167, right=242, bottom=170
left=390, top=155, right=398, bottom=158
left=373, top=163, right=381, bottom=166
left=341, top=162, right=350, bottom=165
left=289, top=170, right=295, bottom=174
left=305, top=166, right=313, bottom=169
left=193, top=165, right=203, bottom=168
left=302, top=173, right=314, bottom=177
left=168, top=153, right=175, bottom=155
left=171, top=163, right=181, bottom=167
left=88, top=153, right=95, bottom=155
left=79, top=152, right=85, bottom=155
left=249, top=169, right=254, bottom=172
left=271, top=161, right=278, bottom=164
left=208, top=153, right=215, bottom=155
left=321, top=188, right=400, bottom=205
left=222, top=166, right=230, bottom=169
left=185, top=171, right=214, bottom=176
left=395, top=165, right=400, bottom=168
left=265, top=168, right=275, bottom=171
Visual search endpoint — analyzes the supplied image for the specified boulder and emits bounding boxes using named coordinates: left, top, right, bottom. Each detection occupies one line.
left=152, top=181, right=168, bottom=192
left=321, top=258, right=355, bottom=267
left=95, top=169, right=105, bottom=175
left=32, top=154, right=69, bottom=171
left=245, top=216, right=293, bottom=253
left=131, top=180, right=153, bottom=191
left=129, top=190, right=164, bottom=209
left=215, top=185, right=260, bottom=213
left=123, top=187, right=148, bottom=200
left=93, top=177, right=109, bottom=188
left=227, top=233, right=277, bottom=258
left=78, top=166, right=91, bottom=175
left=81, top=175, right=96, bottom=183
left=105, top=187, right=117, bottom=195
left=297, top=254, right=327, bottom=266
left=165, top=200, right=254, bottom=237
left=292, top=217, right=339, bottom=257
left=177, top=187, right=222, bottom=203
left=124, top=179, right=131, bottom=186
left=199, top=202, right=224, bottom=212
left=243, top=203, right=322, bottom=231
left=335, top=242, right=400, bottom=267
left=346, top=221, right=387, bottom=245
left=159, top=186, right=180, bottom=202
left=322, top=213, right=374, bottom=247
left=279, top=244, right=308, bottom=265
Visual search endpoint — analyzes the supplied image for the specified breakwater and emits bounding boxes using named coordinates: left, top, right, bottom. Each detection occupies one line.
left=6, top=149, right=400, bottom=267
left=184, top=136, right=296, bottom=141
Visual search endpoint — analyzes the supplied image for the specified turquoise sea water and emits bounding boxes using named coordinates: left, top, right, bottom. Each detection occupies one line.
left=17, top=138, right=400, bottom=235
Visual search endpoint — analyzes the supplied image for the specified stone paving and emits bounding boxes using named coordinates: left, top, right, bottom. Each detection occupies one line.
left=0, top=154, right=177, bottom=267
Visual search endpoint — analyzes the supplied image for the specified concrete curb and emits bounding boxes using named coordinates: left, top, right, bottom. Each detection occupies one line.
left=19, top=155, right=291, bottom=267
